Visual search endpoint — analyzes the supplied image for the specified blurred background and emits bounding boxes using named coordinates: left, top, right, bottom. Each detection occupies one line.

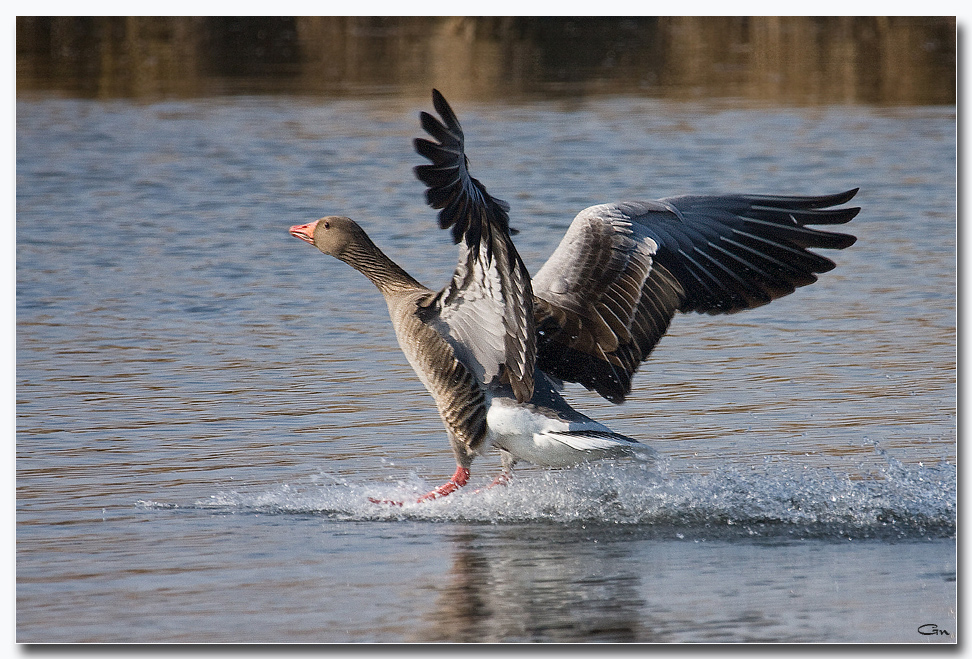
left=16, top=16, right=956, bottom=105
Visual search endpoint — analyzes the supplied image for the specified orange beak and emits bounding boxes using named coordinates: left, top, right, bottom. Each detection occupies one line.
left=289, top=220, right=319, bottom=245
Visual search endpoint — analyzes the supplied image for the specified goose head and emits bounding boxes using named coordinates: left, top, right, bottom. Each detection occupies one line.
left=289, top=216, right=368, bottom=260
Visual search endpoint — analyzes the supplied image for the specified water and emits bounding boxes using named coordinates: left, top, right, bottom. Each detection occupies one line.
left=16, top=95, right=955, bottom=642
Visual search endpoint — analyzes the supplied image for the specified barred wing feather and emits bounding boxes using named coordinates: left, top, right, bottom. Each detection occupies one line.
left=414, top=90, right=535, bottom=403
left=533, top=190, right=859, bottom=403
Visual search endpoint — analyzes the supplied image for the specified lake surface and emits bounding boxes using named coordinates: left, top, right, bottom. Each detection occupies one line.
left=16, top=94, right=955, bottom=642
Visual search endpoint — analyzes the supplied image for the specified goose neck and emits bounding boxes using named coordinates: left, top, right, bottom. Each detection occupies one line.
left=341, top=238, right=424, bottom=296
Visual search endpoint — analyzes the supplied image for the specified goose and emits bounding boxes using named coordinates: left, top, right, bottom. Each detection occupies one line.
left=289, top=90, right=858, bottom=504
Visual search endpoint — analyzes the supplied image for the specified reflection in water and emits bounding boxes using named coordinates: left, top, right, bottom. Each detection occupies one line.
left=16, top=16, right=955, bottom=105
left=408, top=520, right=955, bottom=643
left=414, top=525, right=648, bottom=642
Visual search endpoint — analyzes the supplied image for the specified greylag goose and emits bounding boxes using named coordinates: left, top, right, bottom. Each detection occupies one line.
left=290, top=90, right=858, bottom=504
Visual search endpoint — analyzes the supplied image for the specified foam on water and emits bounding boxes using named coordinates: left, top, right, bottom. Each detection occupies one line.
left=140, top=445, right=955, bottom=540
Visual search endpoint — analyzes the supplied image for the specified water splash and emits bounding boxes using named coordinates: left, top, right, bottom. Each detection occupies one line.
left=139, top=447, right=955, bottom=540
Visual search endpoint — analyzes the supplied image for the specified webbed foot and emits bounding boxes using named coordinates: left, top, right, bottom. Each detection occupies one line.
left=369, top=465, right=470, bottom=506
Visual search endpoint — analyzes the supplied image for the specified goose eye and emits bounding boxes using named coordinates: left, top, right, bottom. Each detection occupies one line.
left=323, top=220, right=330, bottom=229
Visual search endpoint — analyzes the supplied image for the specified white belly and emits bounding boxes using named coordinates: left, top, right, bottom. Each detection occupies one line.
left=485, top=398, right=653, bottom=467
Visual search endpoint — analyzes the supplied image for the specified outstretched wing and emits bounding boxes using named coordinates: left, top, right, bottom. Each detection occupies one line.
left=413, top=89, right=535, bottom=403
left=649, top=189, right=858, bottom=313
left=533, top=190, right=859, bottom=403
left=532, top=207, right=684, bottom=403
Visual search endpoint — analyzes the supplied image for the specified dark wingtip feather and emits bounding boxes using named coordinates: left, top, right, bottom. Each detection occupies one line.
left=649, top=188, right=860, bottom=315
left=419, top=112, right=454, bottom=147
left=809, top=187, right=859, bottom=208
left=837, top=188, right=860, bottom=204
left=414, top=89, right=513, bottom=247
left=831, top=232, right=857, bottom=249
left=431, top=89, right=459, bottom=130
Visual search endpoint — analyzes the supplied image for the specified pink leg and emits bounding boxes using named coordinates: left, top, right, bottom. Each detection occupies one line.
left=488, top=471, right=511, bottom=488
left=369, top=465, right=470, bottom=506
left=471, top=469, right=511, bottom=495
left=416, top=466, right=470, bottom=502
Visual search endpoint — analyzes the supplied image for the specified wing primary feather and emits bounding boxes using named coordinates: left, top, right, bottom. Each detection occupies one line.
left=414, top=90, right=535, bottom=403
left=532, top=189, right=856, bottom=402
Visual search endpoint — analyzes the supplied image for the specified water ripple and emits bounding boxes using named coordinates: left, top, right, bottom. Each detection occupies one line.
left=143, top=445, right=956, bottom=540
